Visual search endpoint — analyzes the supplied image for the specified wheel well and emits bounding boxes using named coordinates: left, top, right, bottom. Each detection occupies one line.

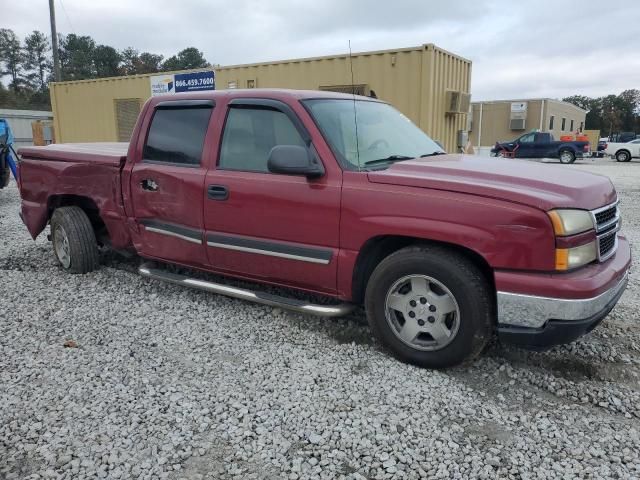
left=48, top=195, right=109, bottom=245
left=351, top=236, right=495, bottom=304
left=617, top=149, right=630, bottom=157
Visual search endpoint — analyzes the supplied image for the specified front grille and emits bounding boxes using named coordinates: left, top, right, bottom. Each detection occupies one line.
left=595, top=205, right=618, bottom=226
left=598, top=230, right=617, bottom=260
left=592, top=202, right=619, bottom=233
left=591, top=200, right=620, bottom=262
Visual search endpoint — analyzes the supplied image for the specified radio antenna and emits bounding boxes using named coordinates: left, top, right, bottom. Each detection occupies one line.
left=348, top=40, right=361, bottom=170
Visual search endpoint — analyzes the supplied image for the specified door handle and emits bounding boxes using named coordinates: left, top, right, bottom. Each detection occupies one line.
left=141, top=179, right=159, bottom=192
left=207, top=185, right=229, bottom=201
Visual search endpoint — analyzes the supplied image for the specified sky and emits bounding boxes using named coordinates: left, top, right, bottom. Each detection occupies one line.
left=5, top=0, right=640, bottom=100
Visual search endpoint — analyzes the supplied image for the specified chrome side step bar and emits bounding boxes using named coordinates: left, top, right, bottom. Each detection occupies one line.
left=139, top=263, right=355, bottom=318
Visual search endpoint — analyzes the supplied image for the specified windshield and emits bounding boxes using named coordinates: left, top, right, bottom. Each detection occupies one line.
left=303, top=99, right=444, bottom=169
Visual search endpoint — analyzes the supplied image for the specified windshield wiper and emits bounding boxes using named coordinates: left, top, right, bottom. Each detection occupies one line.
left=363, top=155, right=414, bottom=166
left=420, top=151, right=447, bottom=157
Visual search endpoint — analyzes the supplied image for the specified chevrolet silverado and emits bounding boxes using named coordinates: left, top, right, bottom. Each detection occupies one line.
left=17, top=90, right=631, bottom=368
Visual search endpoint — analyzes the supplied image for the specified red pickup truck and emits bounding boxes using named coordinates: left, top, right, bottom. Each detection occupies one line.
left=17, top=89, right=631, bottom=368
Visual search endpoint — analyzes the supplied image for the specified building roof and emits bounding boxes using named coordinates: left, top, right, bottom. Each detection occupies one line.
left=48, top=43, right=471, bottom=87
left=471, top=98, right=587, bottom=114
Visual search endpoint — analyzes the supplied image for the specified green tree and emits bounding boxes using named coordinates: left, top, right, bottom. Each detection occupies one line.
left=0, top=28, right=25, bottom=90
left=59, top=34, right=96, bottom=80
left=23, top=30, right=51, bottom=90
left=162, top=47, right=208, bottom=71
left=93, top=45, right=120, bottom=78
left=137, top=52, right=164, bottom=74
left=119, top=47, right=139, bottom=75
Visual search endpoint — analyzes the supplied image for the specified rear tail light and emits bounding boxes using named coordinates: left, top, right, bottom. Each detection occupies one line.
left=584, top=144, right=590, bottom=152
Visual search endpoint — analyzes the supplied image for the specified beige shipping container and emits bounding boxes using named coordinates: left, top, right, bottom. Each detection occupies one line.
left=50, top=43, right=471, bottom=152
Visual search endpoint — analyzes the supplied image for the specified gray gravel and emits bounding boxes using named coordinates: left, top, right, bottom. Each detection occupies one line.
left=1, top=157, right=640, bottom=480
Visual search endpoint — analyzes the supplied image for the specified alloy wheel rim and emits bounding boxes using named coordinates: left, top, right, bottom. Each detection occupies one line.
left=384, top=274, right=461, bottom=351
left=54, top=225, right=71, bottom=268
left=560, top=152, right=572, bottom=163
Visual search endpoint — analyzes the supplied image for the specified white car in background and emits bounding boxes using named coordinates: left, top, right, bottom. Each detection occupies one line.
left=605, top=138, right=640, bottom=162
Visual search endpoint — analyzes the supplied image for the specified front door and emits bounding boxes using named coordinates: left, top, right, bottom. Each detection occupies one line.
left=130, top=100, right=214, bottom=266
left=203, top=99, right=342, bottom=295
left=516, top=132, right=536, bottom=157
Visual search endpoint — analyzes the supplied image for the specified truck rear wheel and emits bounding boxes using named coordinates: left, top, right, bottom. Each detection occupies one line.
left=50, top=206, right=99, bottom=274
left=616, top=150, right=631, bottom=162
left=559, top=150, right=576, bottom=164
left=364, top=245, right=493, bottom=369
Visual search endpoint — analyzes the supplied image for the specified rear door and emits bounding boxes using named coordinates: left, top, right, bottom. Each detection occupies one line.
left=129, top=100, right=214, bottom=266
left=203, top=98, right=342, bottom=295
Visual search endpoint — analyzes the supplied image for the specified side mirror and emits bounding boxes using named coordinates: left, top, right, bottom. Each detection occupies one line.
left=267, top=145, right=325, bottom=178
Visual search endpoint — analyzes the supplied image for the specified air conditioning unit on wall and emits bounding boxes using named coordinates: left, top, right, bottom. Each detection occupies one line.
left=509, top=102, right=527, bottom=130
left=445, top=91, right=471, bottom=114
left=510, top=118, right=526, bottom=130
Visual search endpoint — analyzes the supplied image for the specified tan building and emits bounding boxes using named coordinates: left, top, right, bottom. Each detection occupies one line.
left=469, top=99, right=587, bottom=149
left=50, top=43, right=471, bottom=152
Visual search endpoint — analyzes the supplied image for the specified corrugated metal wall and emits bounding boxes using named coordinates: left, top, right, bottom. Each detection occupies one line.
left=0, top=109, right=53, bottom=149
left=51, top=75, right=150, bottom=143
left=50, top=44, right=471, bottom=152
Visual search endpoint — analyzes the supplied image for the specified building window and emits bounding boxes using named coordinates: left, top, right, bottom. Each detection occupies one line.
left=549, top=115, right=554, bottom=130
left=247, top=79, right=256, bottom=88
left=570, top=119, right=574, bottom=132
left=561, top=118, right=566, bottom=131
left=143, top=106, right=213, bottom=166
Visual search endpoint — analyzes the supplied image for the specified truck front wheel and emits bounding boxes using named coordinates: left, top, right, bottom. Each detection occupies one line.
left=50, top=206, right=99, bottom=274
left=364, top=245, right=493, bottom=368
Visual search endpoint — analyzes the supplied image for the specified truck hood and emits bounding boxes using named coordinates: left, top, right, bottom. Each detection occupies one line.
left=367, top=154, right=616, bottom=211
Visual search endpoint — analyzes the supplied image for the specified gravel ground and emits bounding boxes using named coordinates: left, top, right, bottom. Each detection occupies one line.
left=1, top=157, right=640, bottom=480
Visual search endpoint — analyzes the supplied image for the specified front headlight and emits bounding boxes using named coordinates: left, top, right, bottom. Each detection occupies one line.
left=555, top=241, right=598, bottom=270
left=548, top=209, right=595, bottom=236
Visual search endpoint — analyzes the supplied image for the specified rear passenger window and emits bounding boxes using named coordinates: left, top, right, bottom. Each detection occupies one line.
left=219, top=107, right=306, bottom=172
left=143, top=106, right=213, bottom=166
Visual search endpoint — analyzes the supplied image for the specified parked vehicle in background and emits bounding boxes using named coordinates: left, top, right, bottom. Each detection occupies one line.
left=16, top=89, right=630, bottom=368
left=596, top=139, right=608, bottom=158
left=605, top=138, right=640, bottom=162
left=609, top=132, right=638, bottom=144
left=491, top=131, right=590, bottom=164
left=0, top=119, right=16, bottom=189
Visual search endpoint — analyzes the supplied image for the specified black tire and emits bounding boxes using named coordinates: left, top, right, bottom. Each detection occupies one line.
left=364, top=245, right=494, bottom=369
left=616, top=150, right=631, bottom=162
left=50, top=206, right=99, bottom=274
left=559, top=149, right=576, bottom=164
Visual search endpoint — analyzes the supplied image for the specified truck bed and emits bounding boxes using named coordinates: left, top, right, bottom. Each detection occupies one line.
left=18, top=142, right=129, bottom=167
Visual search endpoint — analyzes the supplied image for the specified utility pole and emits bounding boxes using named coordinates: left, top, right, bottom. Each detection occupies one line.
left=49, top=0, right=62, bottom=81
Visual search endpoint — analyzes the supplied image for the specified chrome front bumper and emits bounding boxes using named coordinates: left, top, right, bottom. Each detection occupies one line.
left=497, top=270, right=629, bottom=329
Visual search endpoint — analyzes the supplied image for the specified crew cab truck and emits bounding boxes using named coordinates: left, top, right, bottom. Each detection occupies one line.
left=17, top=90, right=631, bottom=368
left=491, top=131, right=590, bottom=164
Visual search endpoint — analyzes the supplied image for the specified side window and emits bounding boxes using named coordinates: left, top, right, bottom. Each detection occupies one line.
left=519, top=133, right=535, bottom=143
left=219, top=107, right=306, bottom=172
left=143, top=106, right=213, bottom=166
